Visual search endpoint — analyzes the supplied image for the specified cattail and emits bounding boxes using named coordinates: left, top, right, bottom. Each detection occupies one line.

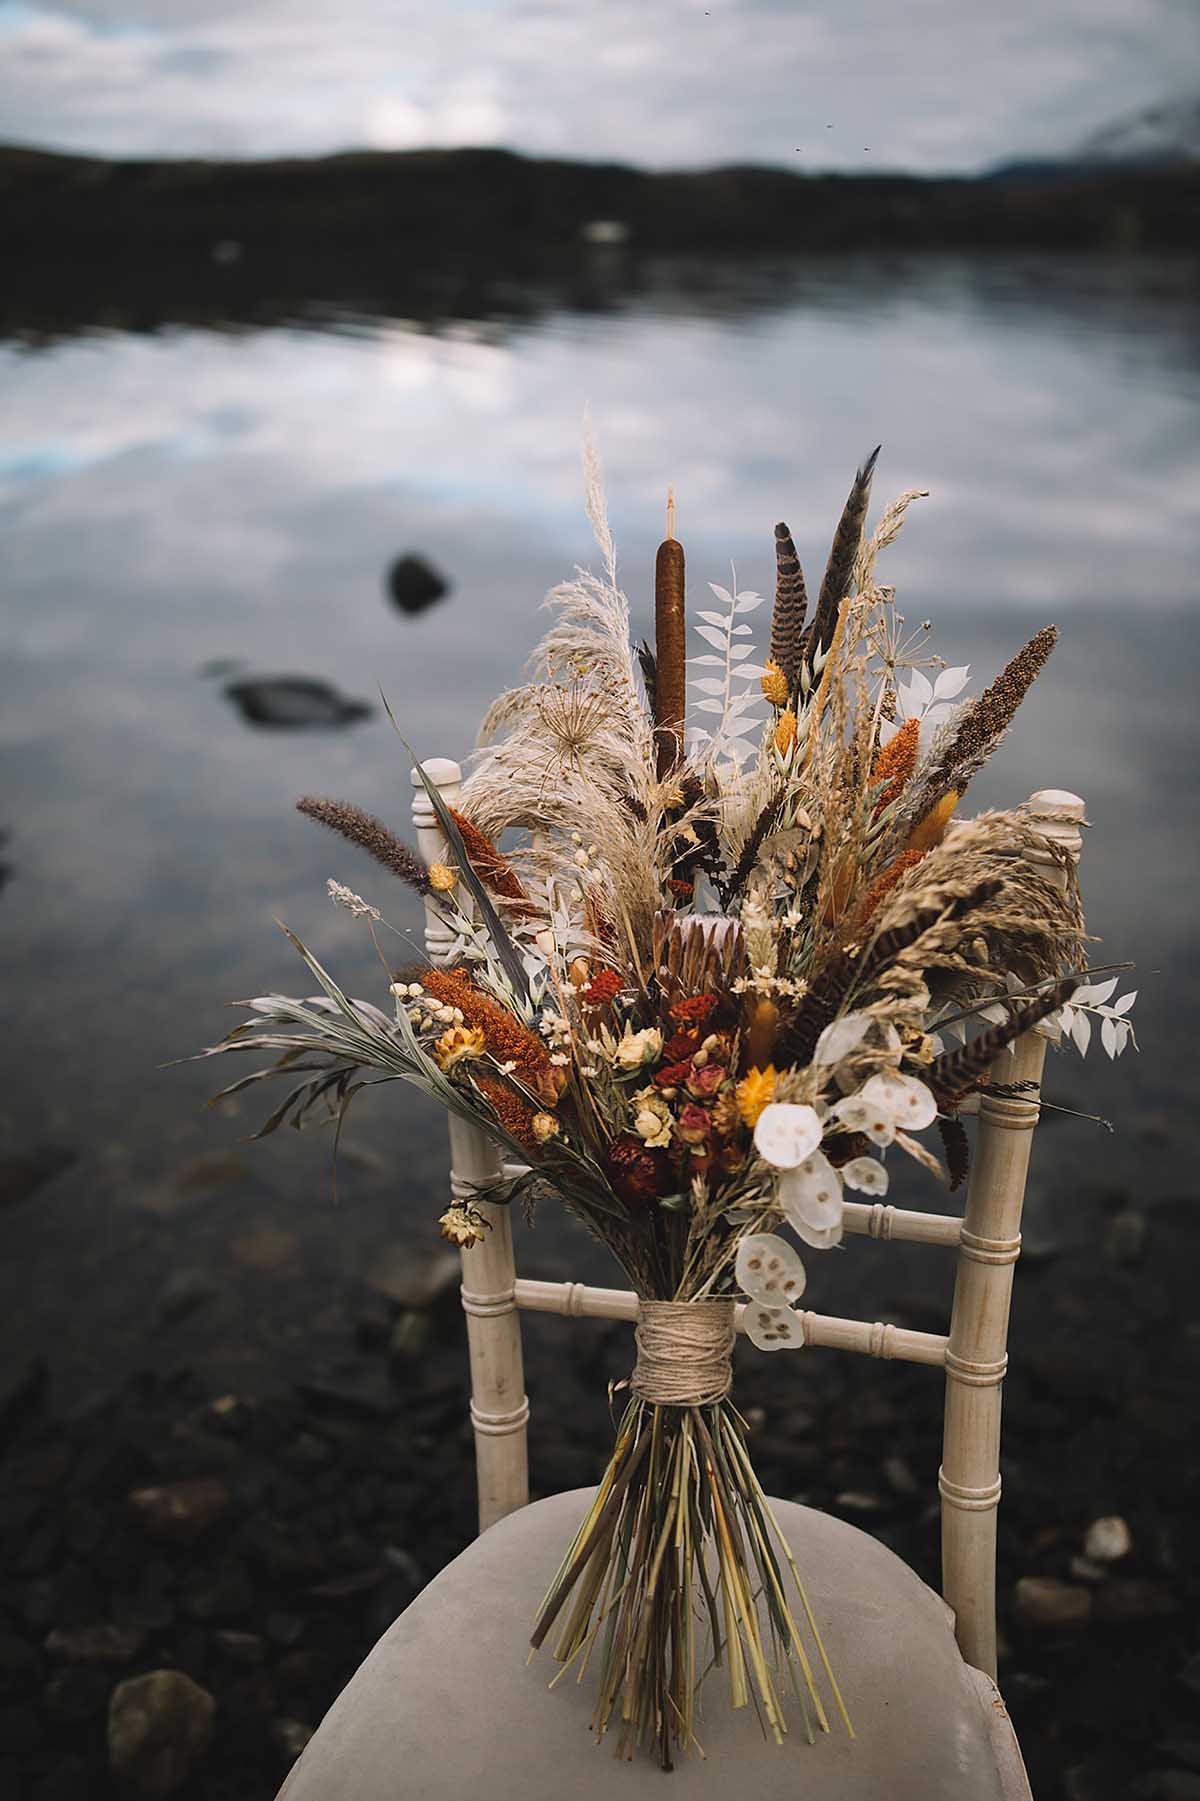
left=920, top=625, right=1058, bottom=808
left=654, top=494, right=686, bottom=780
left=448, top=807, right=528, bottom=903
left=769, top=522, right=808, bottom=691
left=803, top=446, right=880, bottom=668
left=297, top=796, right=431, bottom=895
left=872, top=717, right=920, bottom=814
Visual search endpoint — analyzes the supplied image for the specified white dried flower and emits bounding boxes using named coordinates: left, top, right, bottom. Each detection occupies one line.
left=327, top=879, right=380, bottom=921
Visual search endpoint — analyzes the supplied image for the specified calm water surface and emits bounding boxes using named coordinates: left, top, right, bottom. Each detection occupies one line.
left=2, top=254, right=1197, bottom=1390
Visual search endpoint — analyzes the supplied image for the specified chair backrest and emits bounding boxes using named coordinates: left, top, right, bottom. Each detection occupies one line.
left=411, top=760, right=1086, bottom=1681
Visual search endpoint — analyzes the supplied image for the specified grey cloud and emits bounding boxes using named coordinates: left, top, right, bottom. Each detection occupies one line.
left=0, top=0, right=1192, bottom=170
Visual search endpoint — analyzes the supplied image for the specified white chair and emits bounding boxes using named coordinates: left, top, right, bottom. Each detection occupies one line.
left=279, top=763, right=1086, bottom=1801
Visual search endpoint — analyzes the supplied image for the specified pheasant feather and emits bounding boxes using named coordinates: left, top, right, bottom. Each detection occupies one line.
left=769, top=522, right=808, bottom=691
left=804, top=446, right=881, bottom=666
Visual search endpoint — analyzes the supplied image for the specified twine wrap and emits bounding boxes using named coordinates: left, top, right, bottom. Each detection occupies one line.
left=631, top=1299, right=736, bottom=1407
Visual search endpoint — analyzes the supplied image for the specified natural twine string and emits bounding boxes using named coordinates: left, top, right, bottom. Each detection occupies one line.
left=631, top=1300, right=736, bottom=1407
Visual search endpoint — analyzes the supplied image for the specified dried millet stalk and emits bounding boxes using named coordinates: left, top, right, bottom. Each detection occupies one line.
left=919, top=625, right=1059, bottom=806
left=297, top=796, right=431, bottom=895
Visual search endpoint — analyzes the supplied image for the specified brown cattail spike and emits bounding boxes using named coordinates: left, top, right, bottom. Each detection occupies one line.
left=297, top=796, right=431, bottom=895
left=769, top=521, right=808, bottom=691
left=654, top=528, right=687, bottom=780
left=804, top=446, right=880, bottom=668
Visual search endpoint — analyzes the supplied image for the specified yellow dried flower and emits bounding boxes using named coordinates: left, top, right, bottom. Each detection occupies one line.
left=773, top=709, right=797, bottom=757
left=531, top=1111, right=560, bottom=1143
left=761, top=660, right=789, bottom=707
left=906, top=789, right=960, bottom=855
left=428, top=861, right=458, bottom=892
left=439, top=1202, right=490, bottom=1248
left=433, top=1024, right=487, bottom=1070
left=736, top=1065, right=777, bottom=1128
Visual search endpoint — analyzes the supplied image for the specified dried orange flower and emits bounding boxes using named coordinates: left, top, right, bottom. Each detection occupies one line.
left=419, top=968, right=561, bottom=1103
left=761, top=660, right=790, bottom=707
left=856, top=849, right=926, bottom=926
left=906, top=789, right=959, bottom=855
left=439, top=1202, right=490, bottom=1247
left=434, top=1025, right=487, bottom=1070
left=774, top=709, right=797, bottom=757
left=428, top=861, right=458, bottom=893
left=872, top=717, right=920, bottom=813
left=736, top=1065, right=777, bottom=1127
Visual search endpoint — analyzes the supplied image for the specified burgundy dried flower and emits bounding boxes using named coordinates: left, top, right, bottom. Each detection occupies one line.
left=605, top=1135, right=669, bottom=1208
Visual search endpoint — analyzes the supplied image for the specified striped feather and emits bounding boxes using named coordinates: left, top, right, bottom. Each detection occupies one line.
left=928, top=977, right=1078, bottom=1103
left=769, top=522, right=808, bottom=690
left=804, top=446, right=881, bottom=666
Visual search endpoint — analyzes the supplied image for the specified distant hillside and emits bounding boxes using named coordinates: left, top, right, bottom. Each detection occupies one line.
left=3, top=143, right=1195, bottom=259
left=1, top=143, right=1195, bottom=339
left=1077, top=97, right=1200, bottom=168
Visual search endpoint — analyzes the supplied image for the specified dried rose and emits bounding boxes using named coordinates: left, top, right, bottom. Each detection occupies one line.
left=676, top=1103, right=713, bottom=1147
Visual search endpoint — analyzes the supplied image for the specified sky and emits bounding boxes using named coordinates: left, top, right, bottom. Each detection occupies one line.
left=0, top=0, right=1194, bottom=172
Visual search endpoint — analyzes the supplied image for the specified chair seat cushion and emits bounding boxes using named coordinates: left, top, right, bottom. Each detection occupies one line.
left=280, top=1489, right=1019, bottom=1800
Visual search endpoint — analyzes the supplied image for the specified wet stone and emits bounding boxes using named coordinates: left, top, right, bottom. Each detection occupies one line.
left=1084, top=1514, right=1133, bottom=1562
left=1013, top=1576, right=1093, bottom=1629
left=212, top=1630, right=267, bottom=1667
left=1105, top=1208, right=1149, bottom=1266
left=129, top=1478, right=231, bottom=1541
left=107, top=1669, right=215, bottom=1799
left=44, top=1665, right=111, bottom=1723
left=44, top=1625, right=147, bottom=1665
left=272, top=1716, right=315, bottom=1763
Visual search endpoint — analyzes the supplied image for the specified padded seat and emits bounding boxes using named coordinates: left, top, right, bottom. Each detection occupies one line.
left=280, top=1489, right=1029, bottom=1800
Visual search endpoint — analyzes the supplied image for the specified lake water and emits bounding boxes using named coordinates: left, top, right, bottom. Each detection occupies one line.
left=2, top=251, right=1197, bottom=1392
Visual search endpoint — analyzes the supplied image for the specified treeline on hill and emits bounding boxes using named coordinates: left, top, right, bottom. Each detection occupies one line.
left=1, top=144, right=1196, bottom=337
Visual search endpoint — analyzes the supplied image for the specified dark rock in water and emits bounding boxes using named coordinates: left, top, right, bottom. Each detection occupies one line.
left=154, top=1267, right=220, bottom=1325
left=273, top=1717, right=315, bottom=1763
left=0, top=1143, right=77, bottom=1208
left=0, top=1629, right=42, bottom=1693
left=386, top=553, right=449, bottom=615
left=212, top=1630, right=266, bottom=1666
left=107, top=1669, right=215, bottom=1798
left=223, top=676, right=373, bottom=729
left=0, top=1357, right=47, bottom=1441
left=1014, top=1575, right=1092, bottom=1629
left=128, top=1478, right=232, bottom=1542
left=44, top=1624, right=146, bottom=1666
left=44, top=1665, right=111, bottom=1723
left=1105, top=1207, right=1149, bottom=1266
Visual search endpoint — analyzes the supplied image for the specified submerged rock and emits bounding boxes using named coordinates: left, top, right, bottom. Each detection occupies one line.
left=223, top=676, right=372, bottom=729
left=107, top=1669, right=214, bottom=1797
left=128, top=1478, right=231, bottom=1542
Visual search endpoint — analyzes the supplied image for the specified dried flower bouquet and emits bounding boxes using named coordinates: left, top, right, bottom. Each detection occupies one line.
left=200, top=444, right=1135, bottom=1768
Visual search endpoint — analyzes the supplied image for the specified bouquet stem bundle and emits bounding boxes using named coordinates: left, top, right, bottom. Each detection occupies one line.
left=529, top=1302, right=851, bottom=1767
